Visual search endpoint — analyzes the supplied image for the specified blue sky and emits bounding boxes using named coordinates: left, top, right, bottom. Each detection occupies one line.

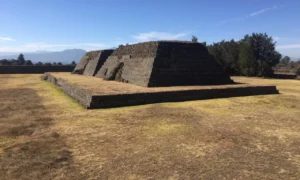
left=0, top=0, right=300, bottom=58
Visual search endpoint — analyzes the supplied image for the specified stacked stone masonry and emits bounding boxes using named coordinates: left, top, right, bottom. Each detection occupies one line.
left=72, top=50, right=114, bottom=76
left=96, top=41, right=233, bottom=87
left=43, top=73, right=279, bottom=109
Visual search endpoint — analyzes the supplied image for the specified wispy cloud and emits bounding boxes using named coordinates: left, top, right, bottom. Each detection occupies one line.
left=219, top=5, right=284, bottom=25
left=0, top=42, right=108, bottom=52
left=133, top=31, right=188, bottom=42
left=0, top=37, right=16, bottom=41
left=249, top=5, right=278, bottom=17
left=277, top=44, right=300, bottom=49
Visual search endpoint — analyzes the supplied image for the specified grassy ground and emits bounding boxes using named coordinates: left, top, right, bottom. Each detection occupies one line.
left=0, top=74, right=300, bottom=179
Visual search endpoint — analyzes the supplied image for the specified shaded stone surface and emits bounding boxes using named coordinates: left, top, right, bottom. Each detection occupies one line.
left=96, top=41, right=234, bottom=87
left=72, top=50, right=114, bottom=76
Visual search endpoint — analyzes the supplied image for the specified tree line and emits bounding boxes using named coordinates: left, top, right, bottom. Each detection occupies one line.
left=0, top=54, right=77, bottom=66
left=202, top=33, right=284, bottom=77
left=2, top=34, right=299, bottom=77
left=193, top=33, right=300, bottom=77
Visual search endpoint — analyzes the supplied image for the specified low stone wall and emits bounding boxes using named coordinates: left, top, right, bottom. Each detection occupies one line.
left=89, top=86, right=279, bottom=109
left=43, top=73, right=279, bottom=109
left=272, top=73, right=297, bottom=79
left=43, top=73, right=92, bottom=108
left=0, top=66, right=74, bottom=74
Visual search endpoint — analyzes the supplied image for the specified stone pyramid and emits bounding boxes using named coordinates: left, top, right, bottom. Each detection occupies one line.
left=95, top=41, right=233, bottom=87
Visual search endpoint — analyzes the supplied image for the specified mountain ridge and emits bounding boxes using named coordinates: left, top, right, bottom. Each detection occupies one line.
left=0, top=49, right=86, bottom=64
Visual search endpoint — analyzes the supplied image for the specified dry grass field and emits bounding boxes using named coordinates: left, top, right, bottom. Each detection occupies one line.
left=0, top=74, right=300, bottom=179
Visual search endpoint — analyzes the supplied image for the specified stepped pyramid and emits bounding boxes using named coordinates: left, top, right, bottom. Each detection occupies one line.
left=95, top=41, right=233, bottom=87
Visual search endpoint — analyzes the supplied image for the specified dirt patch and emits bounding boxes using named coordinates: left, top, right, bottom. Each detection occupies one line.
left=0, top=88, right=84, bottom=180
left=67, top=105, right=300, bottom=179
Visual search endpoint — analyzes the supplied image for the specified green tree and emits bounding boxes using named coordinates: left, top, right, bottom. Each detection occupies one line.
left=17, top=53, right=25, bottom=65
left=12, top=61, right=19, bottom=65
left=71, top=61, right=76, bottom=66
left=24, top=60, right=33, bottom=66
left=57, top=62, right=63, bottom=65
left=35, top=61, right=43, bottom=66
left=238, top=42, right=257, bottom=76
left=208, top=39, right=240, bottom=74
left=239, top=33, right=281, bottom=77
left=208, top=42, right=224, bottom=66
left=0, top=59, right=12, bottom=65
left=280, top=56, right=291, bottom=65
left=191, top=35, right=198, bottom=43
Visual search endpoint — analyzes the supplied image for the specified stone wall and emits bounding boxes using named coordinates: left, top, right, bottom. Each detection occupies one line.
left=43, top=73, right=92, bottom=108
left=96, top=55, right=155, bottom=86
left=89, top=86, right=279, bottom=109
left=149, top=42, right=233, bottom=86
left=96, top=41, right=233, bottom=87
left=43, top=73, right=279, bottom=109
left=0, top=66, right=74, bottom=74
left=272, top=73, right=297, bottom=79
left=72, top=50, right=113, bottom=76
left=111, top=42, right=159, bottom=58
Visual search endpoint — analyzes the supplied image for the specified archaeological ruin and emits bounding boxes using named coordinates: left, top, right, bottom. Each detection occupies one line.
left=72, top=49, right=114, bottom=76
left=76, top=41, right=234, bottom=87
left=43, top=40, right=279, bottom=109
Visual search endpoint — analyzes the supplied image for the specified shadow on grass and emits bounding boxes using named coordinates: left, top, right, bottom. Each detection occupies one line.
left=0, top=88, right=85, bottom=180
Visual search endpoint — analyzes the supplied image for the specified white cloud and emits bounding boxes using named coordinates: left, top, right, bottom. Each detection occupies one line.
left=0, top=42, right=108, bottom=52
left=133, top=31, right=188, bottom=42
left=277, top=44, right=300, bottom=49
left=273, top=36, right=280, bottom=41
left=249, top=6, right=278, bottom=17
left=0, top=37, right=16, bottom=41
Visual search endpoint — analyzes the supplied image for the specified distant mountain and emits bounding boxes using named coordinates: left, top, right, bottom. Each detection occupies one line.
left=0, top=49, right=86, bottom=64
